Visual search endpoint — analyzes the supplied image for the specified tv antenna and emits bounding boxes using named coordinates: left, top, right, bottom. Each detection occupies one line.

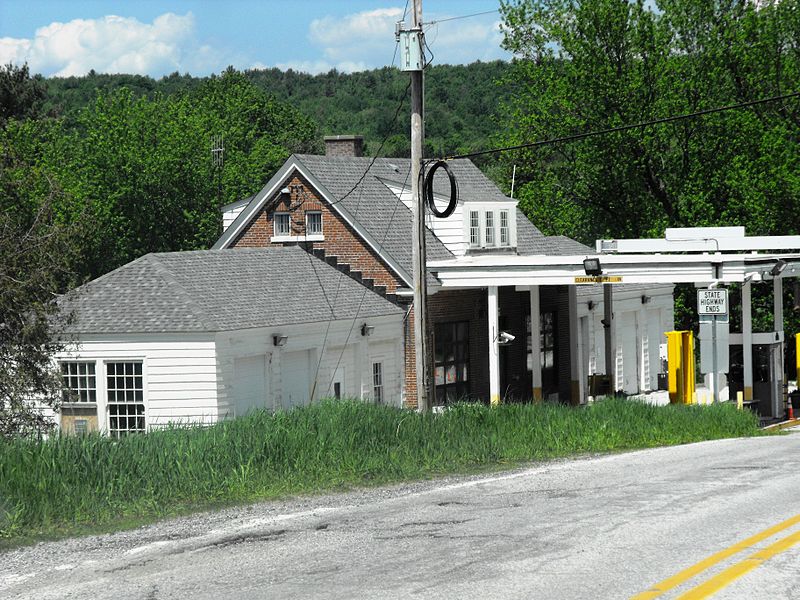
left=211, top=134, right=224, bottom=206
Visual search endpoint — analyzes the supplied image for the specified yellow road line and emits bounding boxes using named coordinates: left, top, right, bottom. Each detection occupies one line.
left=630, top=513, right=800, bottom=600
left=677, top=529, right=800, bottom=599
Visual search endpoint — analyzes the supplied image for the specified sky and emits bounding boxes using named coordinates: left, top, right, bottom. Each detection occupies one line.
left=0, top=1, right=511, bottom=78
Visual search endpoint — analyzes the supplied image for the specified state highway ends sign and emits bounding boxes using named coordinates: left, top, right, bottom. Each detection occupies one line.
left=698, top=289, right=728, bottom=315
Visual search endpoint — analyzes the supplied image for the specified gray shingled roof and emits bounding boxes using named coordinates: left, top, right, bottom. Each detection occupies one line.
left=294, top=155, right=454, bottom=273
left=60, top=247, right=403, bottom=334
left=292, top=154, right=575, bottom=261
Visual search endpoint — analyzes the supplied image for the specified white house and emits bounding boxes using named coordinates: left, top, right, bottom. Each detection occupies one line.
left=55, top=246, right=405, bottom=435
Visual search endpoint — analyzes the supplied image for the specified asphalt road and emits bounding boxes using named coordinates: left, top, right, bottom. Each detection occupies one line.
left=2, top=432, right=800, bottom=600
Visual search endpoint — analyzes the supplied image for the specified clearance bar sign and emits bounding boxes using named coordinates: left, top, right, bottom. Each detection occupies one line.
left=574, top=276, right=623, bottom=284
left=698, top=289, right=728, bottom=315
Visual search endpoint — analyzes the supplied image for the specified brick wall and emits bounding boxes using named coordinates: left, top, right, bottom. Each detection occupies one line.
left=232, top=172, right=404, bottom=293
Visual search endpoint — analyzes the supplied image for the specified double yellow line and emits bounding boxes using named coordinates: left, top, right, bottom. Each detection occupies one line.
left=631, top=512, right=800, bottom=599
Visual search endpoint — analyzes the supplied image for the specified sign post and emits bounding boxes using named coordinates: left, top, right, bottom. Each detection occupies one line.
left=698, top=288, right=729, bottom=403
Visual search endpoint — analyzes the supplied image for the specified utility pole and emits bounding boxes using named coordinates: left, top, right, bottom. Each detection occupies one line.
left=400, top=0, right=431, bottom=411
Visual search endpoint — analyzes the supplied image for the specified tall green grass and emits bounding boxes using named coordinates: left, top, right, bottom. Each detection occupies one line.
left=0, top=398, right=762, bottom=541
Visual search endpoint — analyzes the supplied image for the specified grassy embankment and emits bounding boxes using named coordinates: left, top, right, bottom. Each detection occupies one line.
left=0, top=397, right=763, bottom=544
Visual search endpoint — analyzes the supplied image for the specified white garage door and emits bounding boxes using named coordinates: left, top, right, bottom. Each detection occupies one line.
left=233, top=354, right=267, bottom=417
left=283, top=350, right=311, bottom=409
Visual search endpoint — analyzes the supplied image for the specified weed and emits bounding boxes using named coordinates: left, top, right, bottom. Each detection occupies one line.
left=0, top=397, right=763, bottom=541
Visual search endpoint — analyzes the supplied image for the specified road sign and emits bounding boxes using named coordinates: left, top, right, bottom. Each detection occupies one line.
left=698, top=289, right=728, bottom=315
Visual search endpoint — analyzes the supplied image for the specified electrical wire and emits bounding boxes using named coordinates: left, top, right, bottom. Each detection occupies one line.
left=323, top=164, right=412, bottom=400
left=439, top=90, right=800, bottom=161
left=327, top=79, right=412, bottom=207
left=425, top=9, right=499, bottom=26
left=308, top=51, right=413, bottom=397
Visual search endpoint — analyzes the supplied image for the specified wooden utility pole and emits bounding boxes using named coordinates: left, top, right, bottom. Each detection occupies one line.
left=409, top=0, right=431, bottom=411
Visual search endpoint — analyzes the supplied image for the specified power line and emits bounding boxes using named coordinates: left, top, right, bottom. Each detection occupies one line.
left=328, top=78, right=412, bottom=207
left=440, top=90, right=800, bottom=161
left=425, top=9, right=499, bottom=26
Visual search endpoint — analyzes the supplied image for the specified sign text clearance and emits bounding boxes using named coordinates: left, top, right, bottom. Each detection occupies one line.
left=698, top=289, right=728, bottom=315
left=574, top=276, right=623, bottom=284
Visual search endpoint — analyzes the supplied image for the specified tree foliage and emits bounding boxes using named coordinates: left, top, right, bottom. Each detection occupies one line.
left=8, top=69, right=319, bottom=280
left=0, top=150, right=79, bottom=437
left=0, top=63, right=47, bottom=127
left=43, top=62, right=511, bottom=163
left=498, top=0, right=800, bottom=243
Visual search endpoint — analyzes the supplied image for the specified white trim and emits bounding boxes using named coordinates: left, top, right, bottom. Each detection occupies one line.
left=430, top=252, right=800, bottom=287
left=271, top=235, right=325, bottom=243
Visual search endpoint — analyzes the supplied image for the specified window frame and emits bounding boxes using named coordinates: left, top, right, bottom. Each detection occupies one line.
left=499, top=210, right=510, bottom=247
left=105, top=360, right=146, bottom=437
left=372, top=362, right=383, bottom=403
left=273, top=212, right=291, bottom=237
left=469, top=210, right=480, bottom=248
left=485, top=210, right=495, bottom=247
left=434, top=321, right=470, bottom=405
left=305, top=211, right=323, bottom=236
left=60, top=361, right=97, bottom=404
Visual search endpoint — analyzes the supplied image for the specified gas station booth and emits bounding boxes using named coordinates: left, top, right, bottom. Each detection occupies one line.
left=430, top=227, right=800, bottom=421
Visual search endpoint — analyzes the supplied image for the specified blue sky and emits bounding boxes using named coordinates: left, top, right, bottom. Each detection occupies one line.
left=0, top=1, right=511, bottom=78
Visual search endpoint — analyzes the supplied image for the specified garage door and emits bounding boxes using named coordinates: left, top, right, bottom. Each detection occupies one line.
left=282, top=350, right=311, bottom=409
left=233, top=354, right=267, bottom=416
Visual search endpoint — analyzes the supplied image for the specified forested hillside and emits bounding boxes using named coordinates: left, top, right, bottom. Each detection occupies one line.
left=43, top=61, right=509, bottom=160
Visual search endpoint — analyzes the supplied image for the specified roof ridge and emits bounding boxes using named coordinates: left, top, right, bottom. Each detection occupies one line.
left=147, top=254, right=219, bottom=331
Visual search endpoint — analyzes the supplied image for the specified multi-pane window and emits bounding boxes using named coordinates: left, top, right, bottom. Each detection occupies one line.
left=305, top=211, right=323, bottom=235
left=274, top=212, right=291, bottom=236
left=469, top=210, right=480, bottom=247
left=485, top=211, right=495, bottom=247
left=500, top=210, right=510, bottom=246
left=106, top=362, right=145, bottom=437
left=60, top=362, right=96, bottom=403
left=434, top=321, right=470, bottom=404
left=372, top=362, right=383, bottom=403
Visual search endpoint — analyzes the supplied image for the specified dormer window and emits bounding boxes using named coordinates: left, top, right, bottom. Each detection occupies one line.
left=485, top=211, right=495, bottom=247
left=500, top=210, right=510, bottom=247
left=469, top=211, right=480, bottom=247
left=464, top=204, right=517, bottom=252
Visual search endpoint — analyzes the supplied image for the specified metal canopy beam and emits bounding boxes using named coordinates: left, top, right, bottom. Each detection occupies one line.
left=429, top=253, right=800, bottom=288
left=598, top=226, right=800, bottom=254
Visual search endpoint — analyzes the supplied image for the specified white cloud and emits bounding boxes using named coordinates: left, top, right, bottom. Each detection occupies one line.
left=307, top=7, right=404, bottom=69
left=0, top=12, right=222, bottom=77
left=303, top=7, right=509, bottom=73
left=423, top=18, right=508, bottom=64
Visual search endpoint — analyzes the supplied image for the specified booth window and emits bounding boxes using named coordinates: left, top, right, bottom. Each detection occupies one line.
left=434, top=321, right=470, bottom=404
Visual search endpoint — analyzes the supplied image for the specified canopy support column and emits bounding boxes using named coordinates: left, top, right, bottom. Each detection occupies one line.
left=529, top=286, right=542, bottom=402
left=488, top=285, right=500, bottom=406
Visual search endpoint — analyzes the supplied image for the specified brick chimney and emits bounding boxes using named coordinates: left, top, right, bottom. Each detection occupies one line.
left=324, top=135, right=363, bottom=157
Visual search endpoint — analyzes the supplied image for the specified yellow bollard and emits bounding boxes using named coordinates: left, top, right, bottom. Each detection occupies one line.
left=666, top=331, right=696, bottom=404
left=737, top=391, right=744, bottom=410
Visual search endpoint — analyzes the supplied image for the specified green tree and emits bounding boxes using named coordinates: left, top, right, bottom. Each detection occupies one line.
left=0, top=147, right=79, bottom=437
left=0, top=63, right=47, bottom=127
left=13, top=68, right=319, bottom=280
left=498, top=0, right=800, bottom=243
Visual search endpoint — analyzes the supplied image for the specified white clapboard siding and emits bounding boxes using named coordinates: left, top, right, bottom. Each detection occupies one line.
left=57, top=335, right=219, bottom=430
left=385, top=182, right=469, bottom=256
left=222, top=203, right=247, bottom=232
left=369, top=340, right=402, bottom=406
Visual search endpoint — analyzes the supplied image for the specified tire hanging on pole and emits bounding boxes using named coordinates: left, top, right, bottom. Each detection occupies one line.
left=423, top=160, right=458, bottom=218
